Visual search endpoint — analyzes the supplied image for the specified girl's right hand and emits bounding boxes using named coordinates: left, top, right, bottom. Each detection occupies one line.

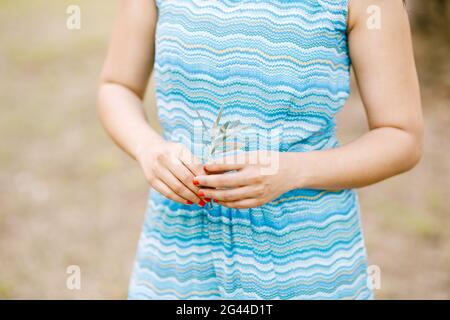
left=136, top=141, right=208, bottom=207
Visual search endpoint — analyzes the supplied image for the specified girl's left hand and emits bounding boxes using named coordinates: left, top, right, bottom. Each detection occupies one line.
left=193, top=152, right=301, bottom=209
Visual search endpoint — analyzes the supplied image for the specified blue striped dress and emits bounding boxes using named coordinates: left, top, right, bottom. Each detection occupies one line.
left=128, top=0, right=373, bottom=300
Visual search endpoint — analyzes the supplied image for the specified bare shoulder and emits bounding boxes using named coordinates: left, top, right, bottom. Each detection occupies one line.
left=117, top=0, right=157, bottom=25
left=100, top=0, right=158, bottom=98
left=347, top=0, right=408, bottom=32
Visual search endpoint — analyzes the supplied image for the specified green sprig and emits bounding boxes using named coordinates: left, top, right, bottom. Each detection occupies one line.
left=195, top=104, right=248, bottom=209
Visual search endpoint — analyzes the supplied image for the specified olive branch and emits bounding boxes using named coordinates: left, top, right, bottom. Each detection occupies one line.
left=195, top=104, right=249, bottom=209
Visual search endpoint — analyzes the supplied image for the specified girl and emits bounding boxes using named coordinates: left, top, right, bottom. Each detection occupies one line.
left=98, top=0, right=422, bottom=299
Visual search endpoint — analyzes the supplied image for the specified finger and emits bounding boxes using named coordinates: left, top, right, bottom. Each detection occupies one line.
left=156, top=167, right=203, bottom=204
left=198, top=185, right=258, bottom=202
left=204, top=154, right=248, bottom=173
left=178, top=146, right=206, bottom=176
left=165, top=156, right=202, bottom=196
left=194, top=171, right=254, bottom=188
left=151, top=179, right=193, bottom=205
left=214, top=198, right=261, bottom=209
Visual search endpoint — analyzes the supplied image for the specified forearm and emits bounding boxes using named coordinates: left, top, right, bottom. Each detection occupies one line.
left=97, top=82, right=164, bottom=161
left=293, top=127, right=423, bottom=190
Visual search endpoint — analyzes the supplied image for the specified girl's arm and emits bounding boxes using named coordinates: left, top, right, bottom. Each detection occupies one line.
left=195, top=0, right=423, bottom=208
left=98, top=0, right=160, bottom=159
left=98, top=0, right=206, bottom=206
left=295, top=0, right=423, bottom=190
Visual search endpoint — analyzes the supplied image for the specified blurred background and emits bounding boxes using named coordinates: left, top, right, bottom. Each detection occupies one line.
left=0, top=0, right=448, bottom=299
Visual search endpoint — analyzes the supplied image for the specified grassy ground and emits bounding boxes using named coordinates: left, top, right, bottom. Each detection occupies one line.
left=0, top=0, right=448, bottom=299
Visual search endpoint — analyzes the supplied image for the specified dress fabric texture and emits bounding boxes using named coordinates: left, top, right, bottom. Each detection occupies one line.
left=129, top=0, right=373, bottom=300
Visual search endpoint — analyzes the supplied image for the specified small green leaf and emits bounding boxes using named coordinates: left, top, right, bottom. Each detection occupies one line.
left=227, top=120, right=241, bottom=130
left=213, top=104, right=225, bottom=129
left=194, top=108, right=208, bottom=130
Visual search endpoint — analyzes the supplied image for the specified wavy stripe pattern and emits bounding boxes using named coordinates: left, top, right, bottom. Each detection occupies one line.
left=129, top=0, right=372, bottom=300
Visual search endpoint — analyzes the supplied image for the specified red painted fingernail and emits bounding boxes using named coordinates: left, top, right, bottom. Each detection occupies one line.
left=199, top=200, right=206, bottom=207
left=193, top=179, right=200, bottom=186
left=205, top=198, right=211, bottom=202
left=187, top=201, right=193, bottom=205
left=198, top=191, right=205, bottom=197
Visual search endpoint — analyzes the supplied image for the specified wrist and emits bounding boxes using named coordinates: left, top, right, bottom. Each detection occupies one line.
left=134, top=134, right=165, bottom=164
left=283, top=152, right=314, bottom=190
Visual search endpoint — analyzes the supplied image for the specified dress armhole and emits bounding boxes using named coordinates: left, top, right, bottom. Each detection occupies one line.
left=344, top=0, right=350, bottom=31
